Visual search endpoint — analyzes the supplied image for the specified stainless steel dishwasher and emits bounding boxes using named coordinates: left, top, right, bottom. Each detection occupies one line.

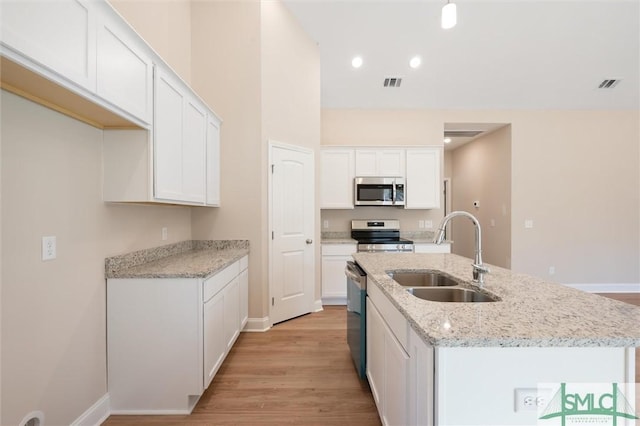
left=345, top=261, right=367, bottom=379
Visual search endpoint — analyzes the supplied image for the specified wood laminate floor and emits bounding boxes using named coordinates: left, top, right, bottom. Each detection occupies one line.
left=103, top=306, right=381, bottom=425
left=104, top=294, right=640, bottom=425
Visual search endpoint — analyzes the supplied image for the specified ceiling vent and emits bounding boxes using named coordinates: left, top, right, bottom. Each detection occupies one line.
left=444, top=130, right=484, bottom=138
left=598, top=79, right=621, bottom=89
left=383, top=77, right=402, bottom=88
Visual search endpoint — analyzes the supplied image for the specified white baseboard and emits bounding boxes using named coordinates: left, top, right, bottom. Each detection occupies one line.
left=243, top=316, right=271, bottom=332
left=71, top=393, right=110, bottom=426
left=313, top=299, right=324, bottom=312
left=322, top=297, right=347, bottom=305
left=562, top=283, right=640, bottom=293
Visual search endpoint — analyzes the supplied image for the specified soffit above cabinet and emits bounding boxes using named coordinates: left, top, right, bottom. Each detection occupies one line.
left=1, top=56, right=140, bottom=129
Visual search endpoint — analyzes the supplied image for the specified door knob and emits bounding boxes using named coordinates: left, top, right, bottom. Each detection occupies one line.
left=306, top=239, right=313, bottom=244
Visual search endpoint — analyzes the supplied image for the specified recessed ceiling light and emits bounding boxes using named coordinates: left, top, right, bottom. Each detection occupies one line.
left=351, top=56, right=363, bottom=69
left=409, top=56, right=422, bottom=69
left=441, top=1, right=457, bottom=29
left=444, top=137, right=452, bottom=144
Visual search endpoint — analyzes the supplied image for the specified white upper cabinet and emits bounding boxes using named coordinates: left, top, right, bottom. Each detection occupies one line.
left=0, top=0, right=97, bottom=91
left=96, top=12, right=153, bottom=124
left=320, top=149, right=355, bottom=209
left=405, top=148, right=441, bottom=209
left=154, top=68, right=207, bottom=205
left=206, top=115, right=221, bottom=207
left=355, top=149, right=405, bottom=177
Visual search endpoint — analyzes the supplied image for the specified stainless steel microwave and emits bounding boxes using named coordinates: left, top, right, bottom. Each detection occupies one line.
left=354, top=177, right=405, bottom=206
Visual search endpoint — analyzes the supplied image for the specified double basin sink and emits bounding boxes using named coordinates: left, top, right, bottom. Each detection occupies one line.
left=387, top=271, right=499, bottom=303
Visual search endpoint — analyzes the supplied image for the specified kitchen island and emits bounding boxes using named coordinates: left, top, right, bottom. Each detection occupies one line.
left=353, top=252, right=640, bottom=426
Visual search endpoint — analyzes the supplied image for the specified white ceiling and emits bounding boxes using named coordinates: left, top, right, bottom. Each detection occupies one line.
left=283, top=0, right=640, bottom=110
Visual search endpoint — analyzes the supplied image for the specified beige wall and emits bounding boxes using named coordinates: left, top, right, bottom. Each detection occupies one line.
left=322, top=108, right=640, bottom=285
left=188, top=1, right=265, bottom=319
left=0, top=91, right=192, bottom=425
left=109, top=0, right=192, bottom=83
left=188, top=1, right=321, bottom=318
left=450, top=126, right=512, bottom=268
left=260, top=0, right=322, bottom=303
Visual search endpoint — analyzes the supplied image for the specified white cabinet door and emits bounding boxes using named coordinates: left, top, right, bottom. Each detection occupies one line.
left=182, top=98, right=207, bottom=203
left=206, top=115, right=221, bottom=206
left=409, top=327, right=434, bottom=426
left=405, top=148, right=441, bottom=209
left=321, top=255, right=351, bottom=304
left=385, top=328, right=409, bottom=426
left=203, top=290, right=225, bottom=389
left=366, top=298, right=385, bottom=412
left=96, top=12, right=153, bottom=124
left=320, top=149, right=355, bottom=209
left=154, top=68, right=206, bottom=204
left=355, top=149, right=405, bottom=177
left=367, top=294, right=410, bottom=426
left=224, top=277, right=240, bottom=351
left=0, top=0, right=97, bottom=90
left=355, top=150, right=378, bottom=176
left=239, top=267, right=249, bottom=329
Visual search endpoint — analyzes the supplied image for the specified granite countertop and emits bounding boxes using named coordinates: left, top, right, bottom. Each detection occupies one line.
left=106, top=240, right=249, bottom=279
left=353, top=252, right=640, bottom=348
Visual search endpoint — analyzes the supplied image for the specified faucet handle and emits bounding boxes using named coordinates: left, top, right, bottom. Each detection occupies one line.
left=473, top=263, right=490, bottom=274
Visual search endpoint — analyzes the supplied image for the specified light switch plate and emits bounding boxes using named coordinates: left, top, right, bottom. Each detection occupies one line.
left=524, top=220, right=534, bottom=229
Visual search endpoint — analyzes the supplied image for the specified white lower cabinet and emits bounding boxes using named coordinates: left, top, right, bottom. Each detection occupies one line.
left=408, top=327, right=434, bottom=426
left=413, top=243, right=451, bottom=254
left=108, top=255, right=248, bottom=414
left=366, top=287, right=409, bottom=426
left=369, top=284, right=633, bottom=426
left=321, top=243, right=357, bottom=305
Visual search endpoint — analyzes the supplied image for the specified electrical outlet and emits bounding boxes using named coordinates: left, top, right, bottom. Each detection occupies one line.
left=323, top=220, right=329, bottom=229
left=419, top=220, right=425, bottom=229
left=425, top=220, right=433, bottom=229
left=162, top=227, right=168, bottom=241
left=549, top=266, right=555, bottom=275
left=524, top=219, right=534, bottom=229
left=490, top=219, right=496, bottom=227
left=42, top=236, right=56, bottom=261
left=514, top=388, right=551, bottom=412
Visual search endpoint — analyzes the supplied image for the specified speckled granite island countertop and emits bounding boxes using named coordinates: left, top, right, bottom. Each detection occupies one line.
left=106, top=240, right=249, bottom=279
left=353, top=252, right=640, bottom=348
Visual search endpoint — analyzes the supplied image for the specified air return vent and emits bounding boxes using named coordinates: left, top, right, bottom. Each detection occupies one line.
left=383, top=77, right=402, bottom=88
left=598, top=79, right=621, bottom=89
left=444, top=130, right=484, bottom=138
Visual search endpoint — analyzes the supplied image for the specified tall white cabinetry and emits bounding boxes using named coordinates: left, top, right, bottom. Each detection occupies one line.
left=96, top=11, right=153, bottom=124
left=320, top=146, right=442, bottom=210
left=0, top=0, right=222, bottom=207
left=0, top=0, right=97, bottom=91
left=154, top=69, right=207, bottom=204
left=405, top=148, right=441, bottom=209
left=320, top=149, right=355, bottom=209
left=108, top=255, right=249, bottom=414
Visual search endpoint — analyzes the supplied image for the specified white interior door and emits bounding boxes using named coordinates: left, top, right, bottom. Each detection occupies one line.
left=270, top=142, right=315, bottom=325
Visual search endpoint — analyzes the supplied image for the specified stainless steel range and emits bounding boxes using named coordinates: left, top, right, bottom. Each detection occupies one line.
left=351, top=219, right=414, bottom=253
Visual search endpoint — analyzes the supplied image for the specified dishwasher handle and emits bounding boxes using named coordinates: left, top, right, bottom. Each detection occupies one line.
left=345, top=261, right=366, bottom=289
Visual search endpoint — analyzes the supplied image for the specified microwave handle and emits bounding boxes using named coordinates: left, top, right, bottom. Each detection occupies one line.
left=392, top=181, right=396, bottom=204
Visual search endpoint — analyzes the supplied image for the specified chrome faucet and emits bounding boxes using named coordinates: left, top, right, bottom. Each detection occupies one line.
left=433, top=211, right=490, bottom=285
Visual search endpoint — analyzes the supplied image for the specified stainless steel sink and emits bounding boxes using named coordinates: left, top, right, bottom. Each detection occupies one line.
left=388, top=271, right=460, bottom=287
left=406, top=287, right=499, bottom=303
